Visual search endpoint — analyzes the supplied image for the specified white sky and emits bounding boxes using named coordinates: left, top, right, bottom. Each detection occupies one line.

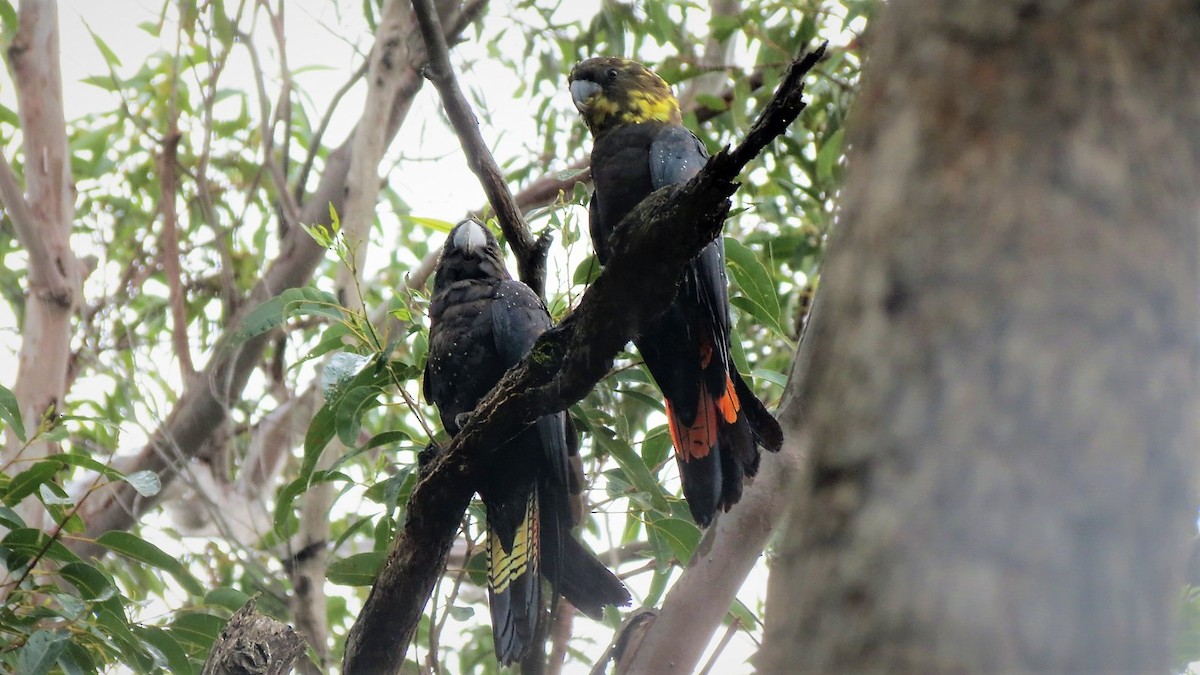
left=1, top=2, right=774, bottom=672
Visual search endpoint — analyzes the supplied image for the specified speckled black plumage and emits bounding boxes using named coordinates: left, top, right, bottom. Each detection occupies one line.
left=424, top=220, right=630, bottom=664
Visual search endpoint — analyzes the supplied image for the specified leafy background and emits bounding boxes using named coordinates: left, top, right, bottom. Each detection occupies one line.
left=0, top=0, right=919, bottom=672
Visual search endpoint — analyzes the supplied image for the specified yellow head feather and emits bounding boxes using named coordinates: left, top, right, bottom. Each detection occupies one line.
left=569, top=57, right=682, bottom=136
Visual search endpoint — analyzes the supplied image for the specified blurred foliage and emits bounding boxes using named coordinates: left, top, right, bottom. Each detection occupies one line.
left=0, top=0, right=875, bottom=672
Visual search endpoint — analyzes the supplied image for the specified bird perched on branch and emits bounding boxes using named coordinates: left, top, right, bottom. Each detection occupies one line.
left=424, top=219, right=630, bottom=664
left=568, top=57, right=784, bottom=527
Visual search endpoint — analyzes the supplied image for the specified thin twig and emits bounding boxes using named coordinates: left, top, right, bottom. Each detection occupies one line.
left=239, top=28, right=302, bottom=231
left=616, top=559, right=658, bottom=581
left=544, top=601, right=574, bottom=675
left=194, top=1, right=244, bottom=323
left=267, top=0, right=294, bottom=185
left=295, top=61, right=368, bottom=206
left=0, top=154, right=48, bottom=288
left=409, top=0, right=551, bottom=296
left=696, top=618, right=741, bottom=675
left=160, top=19, right=196, bottom=379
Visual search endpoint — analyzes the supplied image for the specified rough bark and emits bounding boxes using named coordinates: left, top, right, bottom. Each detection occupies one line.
left=758, top=2, right=1200, bottom=672
left=202, top=598, right=307, bottom=675
left=1, top=0, right=80, bottom=532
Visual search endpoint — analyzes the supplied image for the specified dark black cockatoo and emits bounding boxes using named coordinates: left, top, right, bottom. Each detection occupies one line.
left=424, top=219, right=630, bottom=664
left=568, top=58, right=784, bottom=527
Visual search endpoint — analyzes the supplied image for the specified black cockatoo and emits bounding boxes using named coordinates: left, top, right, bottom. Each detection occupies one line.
left=424, top=219, right=630, bottom=664
left=568, top=57, right=784, bottom=527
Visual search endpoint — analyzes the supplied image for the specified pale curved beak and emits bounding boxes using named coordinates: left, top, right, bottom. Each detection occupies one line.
left=570, top=79, right=602, bottom=112
left=452, top=220, right=488, bottom=255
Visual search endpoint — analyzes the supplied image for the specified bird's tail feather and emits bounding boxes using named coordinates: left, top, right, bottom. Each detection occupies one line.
left=542, top=531, right=631, bottom=619
left=486, top=491, right=541, bottom=665
left=731, top=369, right=783, bottom=453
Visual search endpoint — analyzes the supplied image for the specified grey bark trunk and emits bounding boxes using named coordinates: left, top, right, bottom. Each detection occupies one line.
left=758, top=1, right=1200, bottom=672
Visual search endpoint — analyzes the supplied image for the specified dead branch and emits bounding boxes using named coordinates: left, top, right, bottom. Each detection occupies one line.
left=202, top=597, right=308, bottom=675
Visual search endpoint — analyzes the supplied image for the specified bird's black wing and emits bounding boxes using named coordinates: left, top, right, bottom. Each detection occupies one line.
left=649, top=123, right=708, bottom=188
left=491, top=280, right=569, bottom=487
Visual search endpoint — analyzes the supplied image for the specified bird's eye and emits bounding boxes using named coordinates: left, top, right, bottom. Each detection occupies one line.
left=606, top=68, right=619, bottom=80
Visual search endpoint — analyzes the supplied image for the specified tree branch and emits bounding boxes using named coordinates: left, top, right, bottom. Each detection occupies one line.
left=341, top=42, right=825, bottom=674
left=159, top=25, right=195, bottom=379
left=67, top=0, right=482, bottom=561
left=410, top=0, right=552, bottom=296
left=2, top=0, right=81, bottom=535
left=0, top=153, right=45, bottom=288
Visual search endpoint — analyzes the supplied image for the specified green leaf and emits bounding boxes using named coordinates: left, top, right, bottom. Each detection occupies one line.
left=179, top=0, right=199, bottom=37
left=2, top=461, right=59, bottom=506
left=0, top=102, right=18, bottom=127
left=38, top=483, right=73, bottom=506
left=96, top=531, right=204, bottom=596
left=272, top=477, right=304, bottom=538
left=210, top=0, right=235, bottom=46
left=167, top=612, right=226, bottom=655
left=464, top=551, right=488, bottom=587
left=728, top=597, right=759, bottom=629
left=329, top=430, right=412, bottom=474
left=79, top=75, right=120, bottom=92
left=57, top=561, right=117, bottom=601
left=363, top=467, right=414, bottom=507
left=0, top=382, right=25, bottom=441
left=0, top=1, right=17, bottom=36
left=204, top=587, right=251, bottom=613
left=233, top=287, right=343, bottom=343
left=1, top=527, right=80, bottom=567
left=404, top=215, right=456, bottom=233
left=45, top=452, right=121, bottom=479
left=361, top=429, right=412, bottom=453
left=649, top=516, right=702, bottom=564
left=750, top=368, right=789, bottom=389
left=334, top=385, right=380, bottom=446
left=644, top=566, right=672, bottom=607
left=641, top=426, right=671, bottom=470
left=136, top=625, right=193, bottom=675
left=0, top=504, right=25, bottom=529
left=572, top=255, right=602, bottom=286
left=17, top=629, right=69, bottom=675
left=327, top=551, right=385, bottom=586
left=58, top=642, right=98, bottom=675
left=447, top=604, right=475, bottom=621
left=84, top=24, right=122, bottom=67
left=51, top=593, right=87, bottom=620
left=817, top=127, right=845, bottom=184
left=122, top=470, right=161, bottom=497
left=724, top=237, right=790, bottom=338
left=322, top=351, right=371, bottom=394
left=595, top=431, right=669, bottom=514
left=694, top=93, right=728, bottom=113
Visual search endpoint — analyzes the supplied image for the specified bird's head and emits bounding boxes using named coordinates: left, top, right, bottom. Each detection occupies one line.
left=569, top=57, right=681, bottom=137
left=433, top=219, right=510, bottom=293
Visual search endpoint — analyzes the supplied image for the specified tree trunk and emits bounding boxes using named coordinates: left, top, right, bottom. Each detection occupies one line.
left=759, top=1, right=1200, bottom=672
left=2, top=0, right=80, bottom=533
